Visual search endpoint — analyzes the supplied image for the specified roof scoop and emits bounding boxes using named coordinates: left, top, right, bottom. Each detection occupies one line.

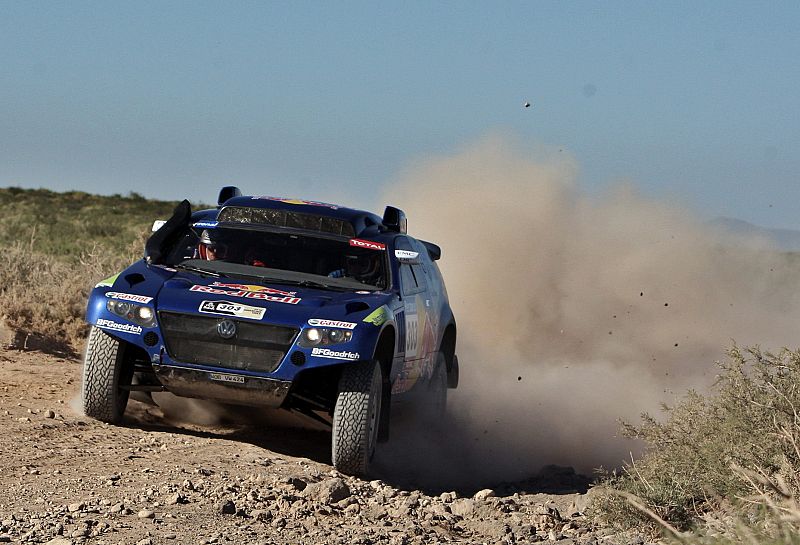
left=218, top=186, right=242, bottom=206
left=382, top=206, right=407, bottom=233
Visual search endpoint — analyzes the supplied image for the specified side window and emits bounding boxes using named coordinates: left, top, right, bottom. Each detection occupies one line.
left=410, top=264, right=426, bottom=291
left=412, top=240, right=429, bottom=292
left=400, top=264, right=418, bottom=296
left=395, top=236, right=422, bottom=295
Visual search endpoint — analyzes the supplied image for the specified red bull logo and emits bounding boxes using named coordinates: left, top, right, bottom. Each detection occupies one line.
left=190, top=284, right=300, bottom=305
left=209, top=282, right=297, bottom=297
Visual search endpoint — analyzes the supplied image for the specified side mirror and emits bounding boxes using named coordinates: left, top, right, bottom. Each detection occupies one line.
left=218, top=186, right=242, bottom=206
left=382, top=206, right=407, bottom=233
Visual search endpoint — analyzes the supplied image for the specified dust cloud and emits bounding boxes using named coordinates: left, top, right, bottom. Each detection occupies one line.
left=377, top=135, right=800, bottom=489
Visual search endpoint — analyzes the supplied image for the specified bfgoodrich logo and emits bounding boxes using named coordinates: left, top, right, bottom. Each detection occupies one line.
left=96, top=319, right=142, bottom=335
left=311, top=348, right=360, bottom=361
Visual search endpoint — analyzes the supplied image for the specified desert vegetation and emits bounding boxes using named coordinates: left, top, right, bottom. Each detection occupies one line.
left=0, top=187, right=196, bottom=352
left=594, top=345, right=800, bottom=543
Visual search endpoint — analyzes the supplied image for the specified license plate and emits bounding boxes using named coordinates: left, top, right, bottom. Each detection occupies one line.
left=208, top=372, right=245, bottom=384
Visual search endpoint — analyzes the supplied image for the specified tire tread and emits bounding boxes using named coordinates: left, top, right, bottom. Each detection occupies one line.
left=331, top=360, right=380, bottom=475
left=82, top=326, right=127, bottom=423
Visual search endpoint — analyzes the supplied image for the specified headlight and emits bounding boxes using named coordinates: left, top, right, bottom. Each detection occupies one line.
left=299, top=327, right=353, bottom=347
left=106, top=300, right=156, bottom=327
left=136, top=306, right=154, bottom=322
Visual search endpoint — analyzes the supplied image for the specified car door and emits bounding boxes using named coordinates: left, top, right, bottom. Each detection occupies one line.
left=392, top=236, right=428, bottom=393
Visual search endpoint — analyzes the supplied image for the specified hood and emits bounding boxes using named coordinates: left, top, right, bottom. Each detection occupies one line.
left=154, top=270, right=389, bottom=328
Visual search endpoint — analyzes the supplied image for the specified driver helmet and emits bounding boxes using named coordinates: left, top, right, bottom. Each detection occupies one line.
left=197, top=229, right=228, bottom=261
left=346, top=254, right=377, bottom=277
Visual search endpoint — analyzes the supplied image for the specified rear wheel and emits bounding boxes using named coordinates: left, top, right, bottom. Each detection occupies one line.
left=82, top=326, right=133, bottom=423
left=331, top=359, right=383, bottom=476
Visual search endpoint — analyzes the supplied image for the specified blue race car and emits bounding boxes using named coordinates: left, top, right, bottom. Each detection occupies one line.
left=81, top=187, right=459, bottom=475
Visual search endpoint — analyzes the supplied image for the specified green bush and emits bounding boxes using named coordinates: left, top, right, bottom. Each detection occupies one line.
left=594, top=346, right=800, bottom=542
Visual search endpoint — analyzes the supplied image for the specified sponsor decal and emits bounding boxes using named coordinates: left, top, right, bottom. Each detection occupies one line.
left=349, top=239, right=385, bottom=251
left=363, top=305, right=391, bottom=326
left=210, top=282, right=296, bottom=297
left=308, top=319, right=357, bottom=330
left=251, top=196, right=339, bottom=210
left=311, top=347, right=360, bottom=361
left=199, top=300, right=266, bottom=320
left=193, top=221, right=218, bottom=229
left=95, top=273, right=120, bottom=288
left=96, top=318, right=142, bottom=335
left=106, top=292, right=154, bottom=304
left=208, top=372, right=245, bottom=384
left=394, top=250, right=419, bottom=261
left=189, top=284, right=300, bottom=305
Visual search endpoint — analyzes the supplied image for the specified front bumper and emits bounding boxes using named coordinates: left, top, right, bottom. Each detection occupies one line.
left=152, top=364, right=292, bottom=408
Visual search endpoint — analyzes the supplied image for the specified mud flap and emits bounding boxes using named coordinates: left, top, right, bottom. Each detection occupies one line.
left=447, top=354, right=459, bottom=389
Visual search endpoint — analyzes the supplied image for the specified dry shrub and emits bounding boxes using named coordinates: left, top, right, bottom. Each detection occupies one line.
left=0, top=235, right=145, bottom=353
left=593, top=346, right=800, bottom=543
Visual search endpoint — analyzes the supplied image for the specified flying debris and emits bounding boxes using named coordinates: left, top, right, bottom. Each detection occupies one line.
left=524, top=101, right=531, bottom=108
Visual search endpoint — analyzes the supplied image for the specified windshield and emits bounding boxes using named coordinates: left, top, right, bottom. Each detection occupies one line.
left=163, top=226, right=388, bottom=290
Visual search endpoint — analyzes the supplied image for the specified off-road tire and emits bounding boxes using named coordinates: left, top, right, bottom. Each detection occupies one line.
left=331, top=359, right=383, bottom=476
left=82, top=326, right=132, bottom=423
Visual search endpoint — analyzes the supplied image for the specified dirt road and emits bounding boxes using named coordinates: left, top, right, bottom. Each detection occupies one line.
left=0, top=348, right=622, bottom=545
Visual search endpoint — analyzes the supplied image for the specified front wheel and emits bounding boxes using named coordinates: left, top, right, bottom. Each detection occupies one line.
left=82, top=326, right=133, bottom=423
left=331, top=359, right=383, bottom=476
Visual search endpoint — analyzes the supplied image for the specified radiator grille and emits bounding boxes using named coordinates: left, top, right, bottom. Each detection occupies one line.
left=159, top=313, right=297, bottom=373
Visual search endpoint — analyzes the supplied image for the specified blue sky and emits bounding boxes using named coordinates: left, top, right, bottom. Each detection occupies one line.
left=1, top=2, right=798, bottom=227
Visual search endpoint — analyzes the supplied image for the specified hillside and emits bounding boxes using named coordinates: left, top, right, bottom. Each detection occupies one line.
left=0, top=187, right=205, bottom=261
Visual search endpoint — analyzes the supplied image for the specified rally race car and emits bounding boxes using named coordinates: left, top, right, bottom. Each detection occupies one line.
left=82, top=187, right=458, bottom=475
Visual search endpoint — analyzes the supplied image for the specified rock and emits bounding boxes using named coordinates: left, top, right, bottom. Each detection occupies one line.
left=473, top=488, right=496, bottom=501
left=428, top=503, right=451, bottom=518
left=167, top=493, right=186, bottom=505
left=137, top=509, right=155, bottom=519
left=109, top=503, right=124, bottom=513
left=344, top=502, right=361, bottom=516
left=287, top=476, right=307, bottom=491
left=219, top=500, right=236, bottom=515
left=67, top=502, right=85, bottom=513
left=136, top=538, right=153, bottom=545
left=449, top=499, right=476, bottom=517
left=183, top=479, right=195, bottom=490
left=439, top=492, right=457, bottom=502
left=44, top=409, right=55, bottom=419
left=251, top=509, right=272, bottom=522
left=303, top=478, right=351, bottom=504
left=0, top=536, right=12, bottom=543
left=44, top=539, right=73, bottom=545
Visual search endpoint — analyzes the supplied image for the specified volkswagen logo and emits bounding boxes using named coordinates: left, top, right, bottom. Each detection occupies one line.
left=217, top=319, right=237, bottom=339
